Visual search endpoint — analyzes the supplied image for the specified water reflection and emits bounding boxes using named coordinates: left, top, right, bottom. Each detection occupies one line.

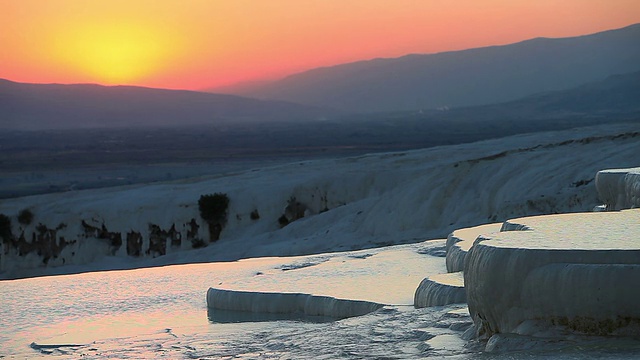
left=207, top=307, right=337, bottom=324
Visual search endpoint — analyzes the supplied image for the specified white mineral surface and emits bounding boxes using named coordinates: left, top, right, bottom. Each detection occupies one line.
left=206, top=239, right=447, bottom=318
left=596, top=167, right=640, bottom=210
left=465, top=209, right=640, bottom=337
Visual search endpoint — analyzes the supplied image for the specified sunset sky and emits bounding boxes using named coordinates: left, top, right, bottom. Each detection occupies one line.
left=1, top=0, right=639, bottom=91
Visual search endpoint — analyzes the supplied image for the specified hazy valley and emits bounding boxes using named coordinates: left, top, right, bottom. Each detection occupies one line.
left=1, top=69, right=639, bottom=198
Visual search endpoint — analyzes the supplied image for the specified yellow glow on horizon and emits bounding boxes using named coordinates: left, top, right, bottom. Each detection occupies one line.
left=1, top=0, right=639, bottom=89
left=50, top=22, right=177, bottom=85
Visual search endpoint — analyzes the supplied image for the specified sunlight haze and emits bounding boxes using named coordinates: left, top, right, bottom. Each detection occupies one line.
left=1, top=0, right=639, bottom=89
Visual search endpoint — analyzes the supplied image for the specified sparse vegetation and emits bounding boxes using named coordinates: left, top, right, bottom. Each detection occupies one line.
left=572, top=179, right=594, bottom=188
left=126, top=231, right=143, bottom=257
left=185, top=218, right=202, bottom=248
left=278, top=197, right=307, bottom=228
left=17, top=208, right=34, bottom=225
left=278, top=214, right=289, bottom=228
left=198, top=193, right=230, bottom=225
left=191, top=238, right=207, bottom=249
left=0, top=213, right=12, bottom=242
left=198, top=193, right=230, bottom=241
left=36, top=223, right=48, bottom=235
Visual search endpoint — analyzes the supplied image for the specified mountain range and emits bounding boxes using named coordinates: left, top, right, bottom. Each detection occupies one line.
left=226, top=23, right=640, bottom=113
left=1, top=69, right=638, bottom=139
left=0, top=80, right=337, bottom=130
left=298, top=70, right=640, bottom=148
left=1, top=23, right=639, bottom=131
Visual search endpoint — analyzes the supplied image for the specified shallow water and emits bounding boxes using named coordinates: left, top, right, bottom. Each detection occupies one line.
left=0, top=258, right=467, bottom=359
left=1, top=264, right=216, bottom=356
left=2, top=256, right=640, bottom=359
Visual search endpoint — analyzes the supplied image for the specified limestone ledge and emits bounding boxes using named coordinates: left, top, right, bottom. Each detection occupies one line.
left=464, top=210, right=640, bottom=337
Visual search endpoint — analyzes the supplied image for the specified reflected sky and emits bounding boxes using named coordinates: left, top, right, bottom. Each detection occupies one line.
left=2, top=240, right=640, bottom=359
left=0, top=241, right=446, bottom=357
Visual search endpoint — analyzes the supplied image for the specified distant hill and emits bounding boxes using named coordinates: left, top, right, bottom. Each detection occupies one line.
left=440, top=70, right=640, bottom=122
left=0, top=80, right=338, bottom=130
left=328, top=70, right=640, bottom=146
left=231, top=23, right=640, bottom=113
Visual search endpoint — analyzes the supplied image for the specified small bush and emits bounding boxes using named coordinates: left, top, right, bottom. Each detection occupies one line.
left=250, top=209, right=260, bottom=220
left=278, top=214, right=289, bottom=228
left=191, top=238, right=207, bottom=249
left=0, top=214, right=12, bottom=242
left=18, top=208, right=34, bottom=225
left=198, top=193, right=230, bottom=242
left=36, top=223, right=48, bottom=235
left=198, top=193, right=230, bottom=224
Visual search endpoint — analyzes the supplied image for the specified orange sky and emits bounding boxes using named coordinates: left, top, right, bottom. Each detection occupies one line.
left=1, top=0, right=639, bottom=91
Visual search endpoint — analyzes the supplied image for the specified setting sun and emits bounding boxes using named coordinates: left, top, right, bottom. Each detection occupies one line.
left=50, top=22, right=174, bottom=84
left=1, top=1, right=640, bottom=358
left=1, top=0, right=639, bottom=89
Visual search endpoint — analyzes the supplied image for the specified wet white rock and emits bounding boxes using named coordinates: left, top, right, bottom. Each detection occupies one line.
left=596, top=167, right=640, bottom=210
left=205, top=241, right=447, bottom=318
left=465, top=210, right=640, bottom=337
left=414, top=272, right=466, bottom=308
left=445, top=223, right=501, bottom=273
left=207, top=288, right=383, bottom=319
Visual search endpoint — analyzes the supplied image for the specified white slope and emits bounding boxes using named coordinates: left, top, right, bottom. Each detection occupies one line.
left=0, top=123, right=639, bottom=279
left=464, top=209, right=640, bottom=338
left=596, top=167, right=640, bottom=210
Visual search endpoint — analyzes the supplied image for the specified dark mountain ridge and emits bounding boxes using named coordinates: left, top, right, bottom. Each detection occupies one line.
left=232, top=23, right=640, bottom=113
left=449, top=70, right=640, bottom=120
left=0, top=79, right=338, bottom=130
left=313, top=70, right=640, bottom=149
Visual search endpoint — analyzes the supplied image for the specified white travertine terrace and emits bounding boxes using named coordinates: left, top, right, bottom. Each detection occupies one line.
left=596, top=167, right=640, bottom=210
left=414, top=223, right=501, bottom=308
left=464, top=210, right=640, bottom=337
left=207, top=288, right=383, bottom=319
left=445, top=223, right=502, bottom=273
left=206, top=241, right=446, bottom=319
left=414, top=272, right=466, bottom=308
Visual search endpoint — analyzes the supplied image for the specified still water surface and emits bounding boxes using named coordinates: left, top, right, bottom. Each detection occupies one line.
left=2, top=260, right=640, bottom=359
left=0, top=257, right=481, bottom=359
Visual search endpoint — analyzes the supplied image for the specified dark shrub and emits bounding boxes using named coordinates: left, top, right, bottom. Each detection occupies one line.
left=278, top=214, right=289, bottom=228
left=0, top=214, right=12, bottom=242
left=17, top=208, right=34, bottom=225
left=278, top=197, right=307, bottom=228
left=198, top=193, right=230, bottom=242
left=126, top=231, right=143, bottom=257
left=36, top=223, right=48, bottom=235
left=198, top=193, right=230, bottom=224
left=250, top=209, right=260, bottom=220
left=191, top=238, right=207, bottom=249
